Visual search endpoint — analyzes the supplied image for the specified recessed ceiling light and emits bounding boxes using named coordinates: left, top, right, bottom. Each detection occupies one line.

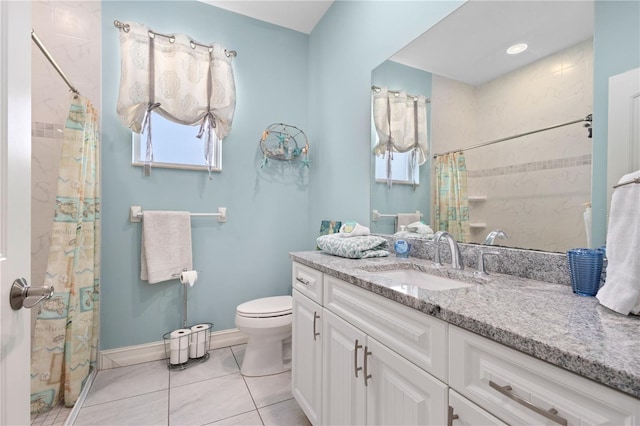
left=507, top=43, right=528, bottom=55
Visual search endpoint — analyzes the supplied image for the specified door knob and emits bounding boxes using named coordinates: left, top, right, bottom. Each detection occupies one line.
left=10, top=278, right=54, bottom=310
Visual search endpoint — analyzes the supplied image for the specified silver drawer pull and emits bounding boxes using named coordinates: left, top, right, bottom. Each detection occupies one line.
left=363, top=346, right=372, bottom=386
left=447, top=406, right=459, bottom=426
left=295, top=276, right=311, bottom=286
left=313, top=311, right=320, bottom=341
left=489, top=380, right=568, bottom=426
left=354, top=339, right=363, bottom=378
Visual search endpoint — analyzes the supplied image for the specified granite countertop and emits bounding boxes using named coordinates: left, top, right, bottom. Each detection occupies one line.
left=289, top=251, right=640, bottom=399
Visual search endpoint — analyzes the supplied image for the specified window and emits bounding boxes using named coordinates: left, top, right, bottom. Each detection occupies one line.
left=375, top=151, right=420, bottom=184
left=132, top=113, right=221, bottom=171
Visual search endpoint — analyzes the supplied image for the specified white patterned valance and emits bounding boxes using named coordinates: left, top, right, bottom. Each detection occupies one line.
left=116, top=22, right=236, bottom=174
left=372, top=87, right=428, bottom=185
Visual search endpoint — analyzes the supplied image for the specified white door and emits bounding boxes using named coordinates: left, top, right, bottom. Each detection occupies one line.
left=0, top=1, right=32, bottom=425
left=366, top=336, right=448, bottom=426
left=607, top=67, right=640, bottom=213
left=322, top=310, right=366, bottom=426
left=292, top=290, right=323, bottom=425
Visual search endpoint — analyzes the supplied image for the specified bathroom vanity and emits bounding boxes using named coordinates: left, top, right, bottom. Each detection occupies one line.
left=290, top=251, right=640, bottom=426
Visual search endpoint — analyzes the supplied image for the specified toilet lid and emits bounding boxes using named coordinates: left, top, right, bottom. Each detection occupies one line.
left=237, top=295, right=292, bottom=317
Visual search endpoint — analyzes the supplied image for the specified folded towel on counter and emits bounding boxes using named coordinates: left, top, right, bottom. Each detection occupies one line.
left=141, top=211, right=193, bottom=284
left=406, top=221, right=434, bottom=236
left=338, top=221, right=370, bottom=237
left=596, top=170, right=640, bottom=315
left=317, top=234, right=389, bottom=259
left=397, top=212, right=421, bottom=232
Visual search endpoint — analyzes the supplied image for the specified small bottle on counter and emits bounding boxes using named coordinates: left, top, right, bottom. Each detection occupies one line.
left=393, top=225, right=410, bottom=258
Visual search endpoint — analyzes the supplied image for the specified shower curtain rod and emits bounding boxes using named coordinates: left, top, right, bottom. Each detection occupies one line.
left=113, top=20, right=237, bottom=58
left=432, top=114, right=593, bottom=158
left=371, top=85, right=431, bottom=103
left=31, top=30, right=80, bottom=95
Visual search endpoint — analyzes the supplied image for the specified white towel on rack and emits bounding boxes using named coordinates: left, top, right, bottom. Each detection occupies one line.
left=396, top=212, right=421, bottom=232
left=596, top=170, right=640, bottom=315
left=141, top=211, right=193, bottom=284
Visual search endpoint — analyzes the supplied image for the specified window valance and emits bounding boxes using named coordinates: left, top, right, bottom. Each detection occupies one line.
left=372, top=87, right=428, bottom=164
left=116, top=22, right=236, bottom=174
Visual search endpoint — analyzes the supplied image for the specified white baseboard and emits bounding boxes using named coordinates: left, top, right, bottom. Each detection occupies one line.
left=99, top=328, right=248, bottom=370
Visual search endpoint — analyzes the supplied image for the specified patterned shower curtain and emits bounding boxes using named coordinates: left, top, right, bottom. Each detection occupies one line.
left=434, top=152, right=470, bottom=242
left=30, top=96, right=100, bottom=412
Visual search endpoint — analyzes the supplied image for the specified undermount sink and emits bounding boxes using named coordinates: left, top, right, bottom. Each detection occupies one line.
left=368, top=269, right=473, bottom=291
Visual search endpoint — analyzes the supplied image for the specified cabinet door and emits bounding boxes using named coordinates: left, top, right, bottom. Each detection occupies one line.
left=366, top=337, right=448, bottom=426
left=449, top=390, right=506, bottom=426
left=322, top=310, right=367, bottom=426
left=292, top=290, right=323, bottom=425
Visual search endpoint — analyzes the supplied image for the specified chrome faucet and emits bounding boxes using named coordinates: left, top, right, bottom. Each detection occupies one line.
left=476, top=250, right=500, bottom=275
left=433, top=231, right=464, bottom=270
left=484, top=229, right=508, bottom=245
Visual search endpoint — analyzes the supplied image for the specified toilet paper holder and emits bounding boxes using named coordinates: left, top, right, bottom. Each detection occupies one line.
left=171, top=268, right=200, bottom=329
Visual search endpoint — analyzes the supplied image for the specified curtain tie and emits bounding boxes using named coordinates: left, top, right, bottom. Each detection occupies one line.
left=141, top=102, right=161, bottom=176
left=197, top=110, right=217, bottom=178
left=386, top=142, right=394, bottom=189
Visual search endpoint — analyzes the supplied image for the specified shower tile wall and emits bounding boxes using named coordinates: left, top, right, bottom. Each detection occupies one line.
left=431, top=40, right=593, bottom=252
left=31, top=1, right=102, bottom=334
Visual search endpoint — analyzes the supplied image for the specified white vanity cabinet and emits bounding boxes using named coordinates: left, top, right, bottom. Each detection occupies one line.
left=291, top=261, right=640, bottom=426
left=322, top=303, right=448, bottom=425
left=449, top=326, right=640, bottom=425
left=292, top=289, right=323, bottom=425
left=292, top=262, right=448, bottom=426
left=292, top=262, right=324, bottom=425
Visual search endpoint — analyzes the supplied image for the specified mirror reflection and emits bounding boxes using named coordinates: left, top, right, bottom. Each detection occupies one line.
left=371, top=1, right=595, bottom=253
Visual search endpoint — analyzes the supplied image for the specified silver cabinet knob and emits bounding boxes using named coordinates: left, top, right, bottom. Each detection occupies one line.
left=9, top=278, right=54, bottom=310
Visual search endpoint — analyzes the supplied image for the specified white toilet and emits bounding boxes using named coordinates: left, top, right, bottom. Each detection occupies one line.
left=235, top=295, right=292, bottom=377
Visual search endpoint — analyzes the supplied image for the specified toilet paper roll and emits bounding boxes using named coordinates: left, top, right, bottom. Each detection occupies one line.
left=189, top=324, right=210, bottom=358
left=169, top=328, right=192, bottom=365
left=180, top=270, right=198, bottom=287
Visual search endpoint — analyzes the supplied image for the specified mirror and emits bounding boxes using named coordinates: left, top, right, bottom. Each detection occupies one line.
left=371, top=1, right=595, bottom=253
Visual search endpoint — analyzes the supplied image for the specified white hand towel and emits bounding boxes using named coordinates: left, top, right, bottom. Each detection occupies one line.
left=397, top=212, right=421, bottom=232
left=141, top=211, right=193, bottom=284
left=596, top=170, right=640, bottom=315
left=339, top=222, right=370, bottom=237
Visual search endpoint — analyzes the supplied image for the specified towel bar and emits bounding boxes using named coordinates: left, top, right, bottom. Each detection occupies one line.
left=130, top=206, right=227, bottom=223
left=372, top=209, right=422, bottom=222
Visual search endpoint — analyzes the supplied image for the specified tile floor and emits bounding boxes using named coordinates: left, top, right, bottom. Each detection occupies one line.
left=33, top=344, right=310, bottom=426
left=30, top=402, right=72, bottom=426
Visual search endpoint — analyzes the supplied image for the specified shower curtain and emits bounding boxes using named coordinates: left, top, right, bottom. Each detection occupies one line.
left=30, top=96, right=100, bottom=412
left=434, top=152, right=469, bottom=242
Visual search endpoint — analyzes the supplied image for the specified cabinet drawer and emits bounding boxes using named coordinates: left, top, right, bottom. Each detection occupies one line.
left=324, top=275, right=448, bottom=382
left=449, top=326, right=640, bottom=425
left=449, top=389, right=506, bottom=426
left=292, top=262, right=323, bottom=304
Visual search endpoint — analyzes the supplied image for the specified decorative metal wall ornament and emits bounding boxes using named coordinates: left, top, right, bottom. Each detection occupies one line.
left=259, top=123, right=310, bottom=168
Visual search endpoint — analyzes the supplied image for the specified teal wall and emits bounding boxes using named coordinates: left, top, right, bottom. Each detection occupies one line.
left=592, top=0, right=640, bottom=247
left=307, top=1, right=464, bottom=245
left=101, top=2, right=309, bottom=349
left=99, top=0, right=639, bottom=350
left=370, top=60, right=433, bottom=235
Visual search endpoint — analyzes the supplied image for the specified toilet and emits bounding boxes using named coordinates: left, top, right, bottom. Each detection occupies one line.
left=235, top=295, right=292, bottom=377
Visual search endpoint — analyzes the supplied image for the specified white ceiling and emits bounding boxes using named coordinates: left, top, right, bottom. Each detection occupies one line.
left=199, top=1, right=594, bottom=86
left=390, top=1, right=594, bottom=86
left=200, top=0, right=334, bottom=34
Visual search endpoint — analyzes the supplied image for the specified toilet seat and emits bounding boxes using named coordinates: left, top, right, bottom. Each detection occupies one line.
left=236, top=295, right=292, bottom=318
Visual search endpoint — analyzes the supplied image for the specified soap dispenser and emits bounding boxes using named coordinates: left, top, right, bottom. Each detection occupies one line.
left=393, top=225, right=410, bottom=258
